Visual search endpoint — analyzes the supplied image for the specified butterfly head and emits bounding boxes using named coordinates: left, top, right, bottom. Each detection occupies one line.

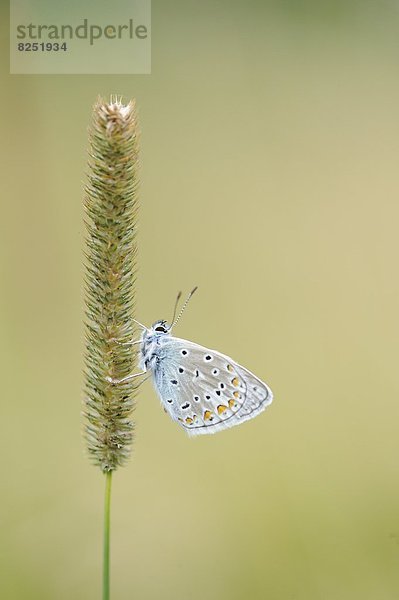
left=140, top=320, right=171, bottom=346
left=139, top=287, right=198, bottom=344
left=151, top=319, right=171, bottom=335
left=139, top=320, right=171, bottom=371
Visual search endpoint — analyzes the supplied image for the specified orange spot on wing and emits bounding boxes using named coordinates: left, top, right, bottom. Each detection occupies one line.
left=217, top=404, right=228, bottom=415
left=233, top=391, right=240, bottom=398
left=204, top=410, right=213, bottom=421
left=227, top=364, right=234, bottom=372
left=185, top=417, right=193, bottom=425
left=232, top=377, right=240, bottom=387
left=228, top=399, right=236, bottom=409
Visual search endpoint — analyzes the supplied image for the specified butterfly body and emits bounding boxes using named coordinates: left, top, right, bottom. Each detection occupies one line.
left=139, top=319, right=273, bottom=435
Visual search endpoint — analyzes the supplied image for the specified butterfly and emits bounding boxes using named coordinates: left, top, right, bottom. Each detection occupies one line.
left=113, top=288, right=273, bottom=435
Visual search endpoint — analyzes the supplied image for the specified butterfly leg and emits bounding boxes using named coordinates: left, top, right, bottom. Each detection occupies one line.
left=106, top=371, right=147, bottom=385
left=110, top=338, right=141, bottom=346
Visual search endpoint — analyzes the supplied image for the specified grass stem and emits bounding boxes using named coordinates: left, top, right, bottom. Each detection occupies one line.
left=103, top=470, right=112, bottom=600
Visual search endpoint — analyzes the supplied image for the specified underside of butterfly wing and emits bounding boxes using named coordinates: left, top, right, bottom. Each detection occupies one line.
left=151, top=337, right=273, bottom=435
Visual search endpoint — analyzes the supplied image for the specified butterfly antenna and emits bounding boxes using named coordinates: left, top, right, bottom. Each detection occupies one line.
left=170, top=286, right=198, bottom=330
left=170, top=291, right=182, bottom=327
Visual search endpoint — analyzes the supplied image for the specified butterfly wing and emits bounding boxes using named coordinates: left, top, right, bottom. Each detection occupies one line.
left=151, top=337, right=273, bottom=435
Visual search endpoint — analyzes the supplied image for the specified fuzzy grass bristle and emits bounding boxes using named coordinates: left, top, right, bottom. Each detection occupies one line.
left=83, top=97, right=140, bottom=472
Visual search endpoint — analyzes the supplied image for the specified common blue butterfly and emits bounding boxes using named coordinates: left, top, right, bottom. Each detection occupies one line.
left=111, top=289, right=273, bottom=435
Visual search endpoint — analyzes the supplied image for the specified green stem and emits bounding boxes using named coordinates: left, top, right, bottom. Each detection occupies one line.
left=103, top=471, right=112, bottom=600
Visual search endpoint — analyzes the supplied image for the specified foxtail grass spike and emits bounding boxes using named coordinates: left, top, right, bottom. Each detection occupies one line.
left=83, top=96, right=140, bottom=472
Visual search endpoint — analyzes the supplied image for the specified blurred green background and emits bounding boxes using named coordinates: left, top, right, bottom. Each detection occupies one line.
left=1, top=1, right=399, bottom=598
